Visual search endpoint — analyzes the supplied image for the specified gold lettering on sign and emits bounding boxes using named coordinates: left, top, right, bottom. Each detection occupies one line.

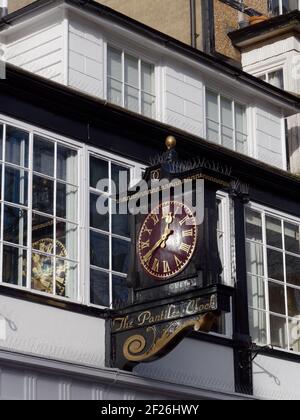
left=180, top=243, right=191, bottom=254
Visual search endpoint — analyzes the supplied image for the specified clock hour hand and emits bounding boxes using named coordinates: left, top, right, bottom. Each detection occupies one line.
left=142, top=228, right=173, bottom=263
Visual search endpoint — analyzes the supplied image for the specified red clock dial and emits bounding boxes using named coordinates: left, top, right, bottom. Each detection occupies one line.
left=138, top=201, right=197, bottom=280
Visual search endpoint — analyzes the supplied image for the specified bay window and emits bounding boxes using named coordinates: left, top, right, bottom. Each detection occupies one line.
left=205, top=89, right=248, bottom=155
left=246, top=204, right=300, bottom=353
left=257, top=69, right=284, bottom=90
left=0, top=122, right=80, bottom=301
left=107, top=46, right=156, bottom=118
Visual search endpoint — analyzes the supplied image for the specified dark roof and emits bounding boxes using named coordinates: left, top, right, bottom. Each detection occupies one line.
left=229, top=10, right=300, bottom=47
left=1, top=0, right=300, bottom=113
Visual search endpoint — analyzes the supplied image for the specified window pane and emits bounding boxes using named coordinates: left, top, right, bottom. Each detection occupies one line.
left=270, top=315, right=287, bottom=349
left=5, top=167, right=28, bottom=206
left=286, top=254, right=300, bottom=287
left=269, top=69, right=284, bottom=89
left=3, top=205, right=27, bottom=246
left=207, top=120, right=219, bottom=143
left=107, top=78, right=123, bottom=107
left=107, top=47, right=122, bottom=80
left=3, top=245, right=26, bottom=287
left=235, top=103, right=246, bottom=134
left=247, top=275, right=265, bottom=310
left=32, top=213, right=54, bottom=253
left=90, top=157, right=108, bottom=190
left=112, top=238, right=130, bottom=274
left=125, top=85, right=139, bottom=113
left=246, top=242, right=264, bottom=276
left=141, top=62, right=154, bottom=94
left=287, top=287, right=300, bottom=318
left=56, top=259, right=77, bottom=300
left=221, top=126, right=234, bottom=150
left=111, top=163, right=130, bottom=194
left=245, top=209, right=262, bottom=242
left=284, top=222, right=300, bottom=255
left=112, top=202, right=130, bottom=238
left=270, top=0, right=280, bottom=15
left=249, top=309, right=267, bottom=345
left=125, top=55, right=138, bottom=87
left=33, top=136, right=54, bottom=177
left=289, top=319, right=300, bottom=352
left=282, top=0, right=298, bottom=13
left=31, top=253, right=54, bottom=294
left=90, top=269, right=110, bottom=307
left=90, top=231, right=109, bottom=269
left=56, top=183, right=78, bottom=222
left=269, top=281, right=286, bottom=315
left=57, top=145, right=78, bottom=185
left=236, top=132, right=247, bottom=155
left=5, top=126, right=29, bottom=168
left=221, top=97, right=233, bottom=128
left=142, top=92, right=156, bottom=118
left=112, top=275, right=129, bottom=308
left=33, top=175, right=54, bottom=215
left=266, top=216, right=282, bottom=249
left=90, top=193, right=109, bottom=232
left=206, top=90, right=218, bottom=121
left=56, top=221, right=78, bottom=261
left=267, top=248, right=284, bottom=281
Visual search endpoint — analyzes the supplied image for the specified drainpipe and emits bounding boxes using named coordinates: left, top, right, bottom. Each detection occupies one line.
left=201, top=0, right=215, bottom=54
left=190, top=0, right=197, bottom=48
left=0, top=1, right=8, bottom=18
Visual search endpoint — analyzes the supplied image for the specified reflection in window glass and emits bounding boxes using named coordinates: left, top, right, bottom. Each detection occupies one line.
left=246, top=206, right=300, bottom=353
left=0, top=123, right=79, bottom=301
left=90, top=269, right=110, bottom=307
left=5, top=126, right=29, bottom=168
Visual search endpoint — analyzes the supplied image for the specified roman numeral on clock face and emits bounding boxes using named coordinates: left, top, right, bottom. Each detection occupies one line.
left=152, top=258, right=160, bottom=272
left=140, top=240, right=150, bottom=250
left=180, top=243, right=191, bottom=254
left=163, top=261, right=171, bottom=273
left=150, top=214, right=160, bottom=226
left=182, top=229, right=193, bottom=238
left=143, top=227, right=152, bottom=236
left=179, top=215, right=191, bottom=226
left=174, top=255, right=182, bottom=268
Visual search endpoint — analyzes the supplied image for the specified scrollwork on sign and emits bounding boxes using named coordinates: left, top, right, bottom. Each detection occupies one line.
left=123, top=312, right=218, bottom=362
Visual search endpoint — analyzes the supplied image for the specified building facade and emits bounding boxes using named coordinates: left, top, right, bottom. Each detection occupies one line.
left=0, top=0, right=299, bottom=400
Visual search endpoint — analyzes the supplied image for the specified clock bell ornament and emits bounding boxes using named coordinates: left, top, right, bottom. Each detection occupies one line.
left=109, top=136, right=243, bottom=370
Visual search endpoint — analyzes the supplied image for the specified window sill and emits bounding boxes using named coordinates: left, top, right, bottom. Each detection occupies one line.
left=0, top=285, right=110, bottom=319
left=253, top=345, right=300, bottom=363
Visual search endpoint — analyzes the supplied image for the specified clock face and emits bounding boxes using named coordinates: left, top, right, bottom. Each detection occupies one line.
left=138, top=201, right=197, bottom=280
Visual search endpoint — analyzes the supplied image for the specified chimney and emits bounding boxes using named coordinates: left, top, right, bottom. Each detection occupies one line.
left=0, top=1, right=8, bottom=18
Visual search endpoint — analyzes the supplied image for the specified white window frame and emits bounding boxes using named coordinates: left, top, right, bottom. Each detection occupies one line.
left=246, top=201, right=300, bottom=354
left=104, top=40, right=159, bottom=120
left=85, top=144, right=144, bottom=309
left=0, top=114, right=85, bottom=304
left=204, top=86, right=250, bottom=156
left=269, top=0, right=300, bottom=15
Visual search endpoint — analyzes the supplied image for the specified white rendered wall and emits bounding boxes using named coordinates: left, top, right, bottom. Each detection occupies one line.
left=0, top=295, right=106, bottom=367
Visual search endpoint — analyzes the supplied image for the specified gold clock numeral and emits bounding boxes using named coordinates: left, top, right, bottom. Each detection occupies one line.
left=163, top=261, right=171, bottom=273
left=174, top=255, right=183, bottom=268
left=180, top=243, right=191, bottom=254
left=182, top=229, right=194, bottom=238
left=143, top=252, right=152, bottom=265
left=152, top=258, right=160, bottom=273
left=144, top=227, right=152, bottom=236
left=179, top=215, right=190, bottom=226
left=151, top=214, right=160, bottom=226
left=140, top=240, right=150, bottom=250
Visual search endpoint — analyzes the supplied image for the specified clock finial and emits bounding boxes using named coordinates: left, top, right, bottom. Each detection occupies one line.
left=165, top=135, right=177, bottom=151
